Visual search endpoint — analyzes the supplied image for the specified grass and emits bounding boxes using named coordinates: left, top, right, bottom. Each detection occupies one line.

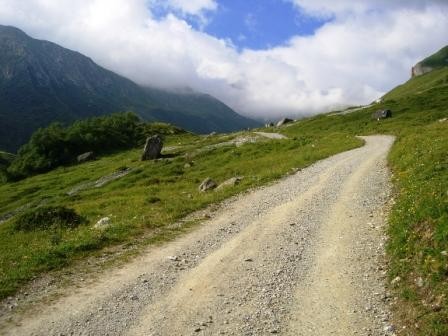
left=0, top=68, right=447, bottom=335
left=0, top=128, right=361, bottom=299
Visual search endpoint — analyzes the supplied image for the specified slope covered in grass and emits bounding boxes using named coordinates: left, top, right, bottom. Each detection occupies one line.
left=279, top=69, right=447, bottom=336
left=0, top=127, right=360, bottom=299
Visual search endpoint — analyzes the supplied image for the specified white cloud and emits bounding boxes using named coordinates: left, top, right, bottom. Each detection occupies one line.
left=289, top=0, right=448, bottom=17
left=0, top=0, right=447, bottom=121
left=163, top=0, right=217, bottom=16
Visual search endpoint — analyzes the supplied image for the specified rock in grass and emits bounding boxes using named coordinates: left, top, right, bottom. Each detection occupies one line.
left=216, top=177, right=243, bottom=191
left=94, top=217, right=111, bottom=230
left=276, top=118, right=293, bottom=127
left=141, top=135, right=163, bottom=161
left=199, top=178, right=217, bottom=192
left=77, top=151, right=95, bottom=163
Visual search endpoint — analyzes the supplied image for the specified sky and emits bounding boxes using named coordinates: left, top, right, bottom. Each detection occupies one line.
left=0, top=0, right=447, bottom=121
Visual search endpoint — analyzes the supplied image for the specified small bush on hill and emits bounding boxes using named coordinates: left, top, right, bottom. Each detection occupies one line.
left=13, top=206, right=85, bottom=231
left=7, top=112, right=144, bottom=179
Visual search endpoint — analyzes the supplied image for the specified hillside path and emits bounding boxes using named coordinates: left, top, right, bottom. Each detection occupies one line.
left=3, top=135, right=395, bottom=336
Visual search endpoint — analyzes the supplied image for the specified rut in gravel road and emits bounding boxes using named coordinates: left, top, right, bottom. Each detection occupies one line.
left=3, top=135, right=395, bottom=336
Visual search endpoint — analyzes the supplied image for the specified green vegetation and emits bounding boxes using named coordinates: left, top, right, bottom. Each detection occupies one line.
left=0, top=151, right=15, bottom=182
left=0, top=59, right=447, bottom=335
left=420, top=46, right=448, bottom=69
left=5, top=112, right=184, bottom=180
left=13, top=206, right=84, bottom=231
left=0, top=127, right=361, bottom=299
left=279, top=68, right=447, bottom=336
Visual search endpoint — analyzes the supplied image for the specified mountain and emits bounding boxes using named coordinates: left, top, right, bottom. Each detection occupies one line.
left=411, top=45, right=448, bottom=77
left=0, top=25, right=259, bottom=152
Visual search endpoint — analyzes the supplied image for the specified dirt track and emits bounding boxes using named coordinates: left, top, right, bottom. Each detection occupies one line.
left=2, top=135, right=395, bottom=336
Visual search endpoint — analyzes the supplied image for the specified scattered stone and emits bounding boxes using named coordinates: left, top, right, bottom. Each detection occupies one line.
left=167, top=256, right=179, bottom=261
left=244, top=258, right=253, bottom=262
left=94, top=168, right=132, bottom=188
left=77, top=151, right=95, bottom=163
left=415, top=277, right=424, bottom=288
left=199, top=178, right=217, bottom=192
left=141, top=135, right=163, bottom=161
left=441, top=250, right=447, bottom=256
left=439, top=118, right=447, bottom=123
left=184, top=162, right=192, bottom=169
left=216, top=177, right=243, bottom=191
left=372, top=109, right=392, bottom=121
left=391, top=276, right=401, bottom=286
left=276, top=118, right=293, bottom=127
left=383, top=324, right=395, bottom=333
left=94, top=217, right=111, bottom=230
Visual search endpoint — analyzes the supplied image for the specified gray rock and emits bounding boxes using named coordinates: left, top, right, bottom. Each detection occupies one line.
left=415, top=277, right=424, bottom=288
left=371, top=109, right=392, bottom=121
left=412, top=62, right=433, bottom=77
left=77, top=151, right=95, bottom=163
left=141, top=135, right=163, bottom=161
left=94, top=217, right=111, bottom=230
left=390, top=276, right=401, bottom=285
left=265, top=122, right=274, bottom=127
left=199, top=178, right=217, bottom=192
left=276, top=118, right=293, bottom=127
left=216, top=177, right=243, bottom=191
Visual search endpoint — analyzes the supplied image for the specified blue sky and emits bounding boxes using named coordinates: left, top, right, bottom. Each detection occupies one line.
left=202, top=0, right=329, bottom=50
left=152, top=0, right=330, bottom=50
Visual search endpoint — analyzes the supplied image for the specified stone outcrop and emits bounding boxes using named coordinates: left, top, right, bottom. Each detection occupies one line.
left=77, top=151, right=95, bottom=163
left=411, top=63, right=433, bottom=77
left=141, top=135, right=163, bottom=161
left=276, top=118, right=293, bottom=127
left=199, top=178, right=217, bottom=192
left=371, top=109, right=392, bottom=121
left=216, top=177, right=244, bottom=191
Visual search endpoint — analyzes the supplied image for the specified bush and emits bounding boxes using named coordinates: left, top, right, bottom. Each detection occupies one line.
left=13, top=206, right=85, bottom=231
left=7, top=112, right=144, bottom=179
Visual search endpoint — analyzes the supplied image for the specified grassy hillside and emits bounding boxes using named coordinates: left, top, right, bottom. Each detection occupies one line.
left=282, top=69, right=448, bottom=335
left=0, top=128, right=361, bottom=299
left=419, top=46, right=448, bottom=69
left=0, top=70, right=447, bottom=334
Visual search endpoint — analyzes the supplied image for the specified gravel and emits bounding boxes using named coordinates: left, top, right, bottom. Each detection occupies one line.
left=2, top=135, right=396, bottom=336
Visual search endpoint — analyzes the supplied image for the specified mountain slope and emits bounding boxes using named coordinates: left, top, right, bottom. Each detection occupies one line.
left=411, top=45, right=448, bottom=77
left=0, top=25, right=258, bottom=152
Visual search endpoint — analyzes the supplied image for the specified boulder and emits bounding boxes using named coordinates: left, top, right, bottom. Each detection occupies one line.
left=216, top=176, right=244, bottom=190
left=141, top=135, right=163, bottom=161
left=199, top=177, right=217, bottom=192
left=371, top=109, right=392, bottom=121
left=94, top=217, right=111, bottom=230
left=77, top=151, right=95, bottom=163
left=265, top=122, right=274, bottom=127
left=276, top=118, right=293, bottom=127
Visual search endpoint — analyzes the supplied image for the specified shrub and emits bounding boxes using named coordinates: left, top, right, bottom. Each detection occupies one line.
left=7, top=112, right=144, bottom=179
left=13, top=206, right=85, bottom=231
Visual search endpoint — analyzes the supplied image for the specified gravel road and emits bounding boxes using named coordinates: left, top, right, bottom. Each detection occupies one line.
left=2, top=135, right=395, bottom=336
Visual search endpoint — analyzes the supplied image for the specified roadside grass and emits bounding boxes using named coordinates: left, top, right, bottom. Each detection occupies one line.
left=0, top=129, right=361, bottom=299
left=283, top=68, right=447, bottom=335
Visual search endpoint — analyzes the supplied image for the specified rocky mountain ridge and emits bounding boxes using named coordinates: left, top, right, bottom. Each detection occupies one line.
left=0, top=25, right=259, bottom=152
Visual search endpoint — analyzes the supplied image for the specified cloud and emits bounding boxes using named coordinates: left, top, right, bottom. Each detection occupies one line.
left=289, top=0, right=448, bottom=17
left=163, top=0, right=218, bottom=16
left=0, top=0, right=447, bottom=121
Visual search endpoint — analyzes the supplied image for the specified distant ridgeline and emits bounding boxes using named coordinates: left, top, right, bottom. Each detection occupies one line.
left=412, top=45, right=448, bottom=77
left=4, top=112, right=183, bottom=180
left=0, top=25, right=259, bottom=153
